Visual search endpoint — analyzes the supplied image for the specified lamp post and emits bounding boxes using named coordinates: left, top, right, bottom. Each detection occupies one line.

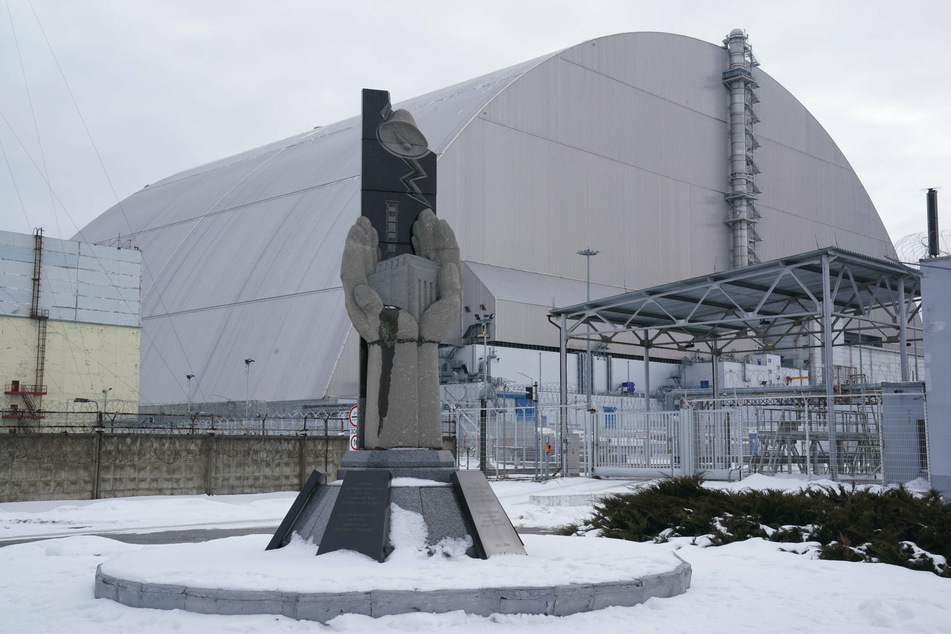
left=186, top=374, right=196, bottom=413
left=476, top=314, right=495, bottom=387
left=244, top=358, right=255, bottom=419
left=102, top=387, right=112, bottom=415
left=577, top=249, right=599, bottom=408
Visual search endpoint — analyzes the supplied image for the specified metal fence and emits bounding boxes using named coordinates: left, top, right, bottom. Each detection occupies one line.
left=447, top=388, right=931, bottom=485
left=687, top=391, right=929, bottom=484
left=4, top=409, right=357, bottom=437
left=6, top=388, right=929, bottom=486
left=587, top=390, right=930, bottom=484
left=450, top=403, right=591, bottom=478
left=3, top=407, right=459, bottom=440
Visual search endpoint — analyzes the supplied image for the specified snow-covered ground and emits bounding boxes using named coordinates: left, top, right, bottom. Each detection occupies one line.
left=1, top=475, right=948, bottom=633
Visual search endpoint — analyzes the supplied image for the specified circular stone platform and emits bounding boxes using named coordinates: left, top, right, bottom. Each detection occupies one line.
left=94, top=534, right=691, bottom=622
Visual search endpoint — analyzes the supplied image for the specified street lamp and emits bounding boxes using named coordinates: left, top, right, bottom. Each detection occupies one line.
left=102, top=387, right=112, bottom=414
left=475, top=314, right=494, bottom=387
left=244, top=358, right=255, bottom=419
left=186, top=374, right=196, bottom=413
left=577, top=248, right=599, bottom=407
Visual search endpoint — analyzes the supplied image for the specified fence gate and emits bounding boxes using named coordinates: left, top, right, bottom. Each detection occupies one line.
left=693, top=408, right=746, bottom=480
left=592, top=410, right=686, bottom=478
left=592, top=408, right=745, bottom=480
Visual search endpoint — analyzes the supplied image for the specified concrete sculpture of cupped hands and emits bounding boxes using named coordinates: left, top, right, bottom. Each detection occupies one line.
left=340, top=209, right=462, bottom=449
left=341, top=210, right=460, bottom=344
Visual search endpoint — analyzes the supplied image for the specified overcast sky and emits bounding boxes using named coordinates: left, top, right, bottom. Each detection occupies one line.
left=1, top=0, right=948, bottom=255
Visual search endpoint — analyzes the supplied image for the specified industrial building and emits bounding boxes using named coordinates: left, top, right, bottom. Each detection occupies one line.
left=73, top=30, right=902, bottom=412
left=0, top=229, right=141, bottom=427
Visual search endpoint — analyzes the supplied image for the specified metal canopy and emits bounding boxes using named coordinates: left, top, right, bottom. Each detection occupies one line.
left=550, top=247, right=922, bottom=355
left=550, top=247, right=922, bottom=482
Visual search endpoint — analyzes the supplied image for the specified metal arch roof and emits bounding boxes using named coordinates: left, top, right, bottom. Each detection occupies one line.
left=550, top=247, right=922, bottom=351
left=72, top=49, right=558, bottom=406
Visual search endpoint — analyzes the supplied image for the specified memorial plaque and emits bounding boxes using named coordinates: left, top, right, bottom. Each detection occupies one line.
left=265, top=469, right=325, bottom=550
left=451, top=470, right=526, bottom=558
left=316, top=470, right=391, bottom=562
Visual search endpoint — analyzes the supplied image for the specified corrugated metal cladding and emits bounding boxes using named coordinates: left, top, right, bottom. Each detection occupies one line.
left=0, top=230, right=141, bottom=327
left=75, top=32, right=896, bottom=407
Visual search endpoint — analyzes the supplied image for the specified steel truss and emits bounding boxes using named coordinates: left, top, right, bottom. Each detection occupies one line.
left=551, top=247, right=922, bottom=480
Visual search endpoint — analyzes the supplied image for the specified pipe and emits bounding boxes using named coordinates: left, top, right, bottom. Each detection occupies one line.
left=927, top=188, right=939, bottom=258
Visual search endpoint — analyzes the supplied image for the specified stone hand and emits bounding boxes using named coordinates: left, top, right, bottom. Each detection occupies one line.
left=412, top=209, right=462, bottom=342
left=340, top=217, right=384, bottom=342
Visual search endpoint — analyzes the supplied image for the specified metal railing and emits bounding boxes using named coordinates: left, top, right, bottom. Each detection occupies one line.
left=2, top=408, right=459, bottom=439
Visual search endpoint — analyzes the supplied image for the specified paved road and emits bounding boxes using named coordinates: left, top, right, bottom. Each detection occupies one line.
left=0, top=526, right=277, bottom=548
left=1, top=524, right=553, bottom=548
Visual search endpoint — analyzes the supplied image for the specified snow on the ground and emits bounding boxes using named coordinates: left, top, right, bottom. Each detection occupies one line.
left=98, top=531, right=679, bottom=593
left=0, top=491, right=295, bottom=541
left=1, top=474, right=949, bottom=633
left=493, top=475, right=645, bottom=529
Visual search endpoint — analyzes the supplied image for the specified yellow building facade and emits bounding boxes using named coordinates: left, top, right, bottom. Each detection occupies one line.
left=1, top=230, right=141, bottom=429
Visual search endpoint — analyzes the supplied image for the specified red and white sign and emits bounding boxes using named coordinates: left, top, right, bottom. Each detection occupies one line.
left=348, top=406, right=359, bottom=450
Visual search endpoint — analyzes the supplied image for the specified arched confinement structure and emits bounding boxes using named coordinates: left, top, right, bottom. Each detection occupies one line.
left=75, top=32, right=896, bottom=409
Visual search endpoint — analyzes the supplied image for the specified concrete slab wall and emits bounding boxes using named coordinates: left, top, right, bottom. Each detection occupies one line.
left=0, top=433, right=351, bottom=502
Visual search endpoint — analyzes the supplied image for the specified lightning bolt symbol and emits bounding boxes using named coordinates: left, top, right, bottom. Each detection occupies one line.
left=400, top=158, right=432, bottom=207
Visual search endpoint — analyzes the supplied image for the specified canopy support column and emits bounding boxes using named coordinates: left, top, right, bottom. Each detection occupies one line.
left=821, top=253, right=838, bottom=481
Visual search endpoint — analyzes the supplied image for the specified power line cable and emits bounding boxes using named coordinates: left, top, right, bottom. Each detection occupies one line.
left=0, top=136, right=32, bottom=230
left=19, top=1, right=205, bottom=402
left=4, top=0, right=61, bottom=238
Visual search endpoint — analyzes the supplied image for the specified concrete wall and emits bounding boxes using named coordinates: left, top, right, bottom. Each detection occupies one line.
left=1, top=315, right=140, bottom=416
left=0, top=433, right=349, bottom=502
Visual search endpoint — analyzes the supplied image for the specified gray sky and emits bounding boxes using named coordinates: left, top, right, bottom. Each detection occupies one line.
left=1, top=0, right=948, bottom=252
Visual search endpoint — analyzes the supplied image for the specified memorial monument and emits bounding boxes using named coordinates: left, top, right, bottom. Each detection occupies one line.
left=266, top=89, right=526, bottom=561
left=93, top=88, right=691, bottom=621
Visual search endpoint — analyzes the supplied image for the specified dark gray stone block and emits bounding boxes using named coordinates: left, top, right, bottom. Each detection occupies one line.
left=337, top=449, right=456, bottom=482
left=419, top=486, right=472, bottom=545
left=317, top=470, right=391, bottom=561
left=292, top=485, right=339, bottom=546
left=451, top=470, right=526, bottom=558
left=267, top=470, right=325, bottom=550
left=389, top=486, right=423, bottom=515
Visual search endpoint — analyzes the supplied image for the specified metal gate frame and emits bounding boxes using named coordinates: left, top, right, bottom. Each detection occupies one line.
left=591, top=408, right=745, bottom=480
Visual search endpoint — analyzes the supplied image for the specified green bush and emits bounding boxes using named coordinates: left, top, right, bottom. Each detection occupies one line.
left=578, top=475, right=951, bottom=577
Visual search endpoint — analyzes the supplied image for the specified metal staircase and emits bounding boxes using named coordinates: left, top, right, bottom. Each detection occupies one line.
left=4, top=229, right=48, bottom=423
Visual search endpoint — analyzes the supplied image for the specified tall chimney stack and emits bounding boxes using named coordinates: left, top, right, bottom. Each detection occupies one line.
left=927, top=188, right=939, bottom=258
